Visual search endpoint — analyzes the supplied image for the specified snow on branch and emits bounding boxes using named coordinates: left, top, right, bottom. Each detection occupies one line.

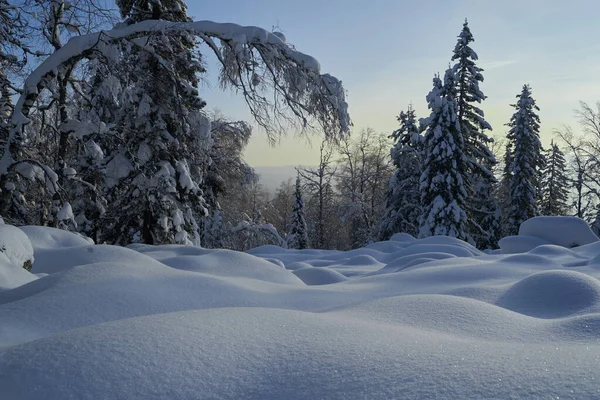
left=2, top=19, right=350, bottom=175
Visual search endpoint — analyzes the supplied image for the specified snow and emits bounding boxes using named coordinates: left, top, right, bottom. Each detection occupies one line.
left=1, top=220, right=600, bottom=398
left=0, top=224, right=34, bottom=270
left=519, top=216, right=599, bottom=247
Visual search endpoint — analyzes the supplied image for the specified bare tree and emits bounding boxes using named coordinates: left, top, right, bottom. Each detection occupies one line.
left=297, top=139, right=337, bottom=248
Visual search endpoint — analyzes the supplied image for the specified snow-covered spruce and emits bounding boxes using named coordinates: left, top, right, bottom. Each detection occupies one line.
left=418, top=69, right=470, bottom=242
left=379, top=104, right=424, bottom=240
left=287, top=175, right=309, bottom=249
left=450, top=19, right=499, bottom=249
left=505, top=84, right=544, bottom=235
left=540, top=140, right=569, bottom=216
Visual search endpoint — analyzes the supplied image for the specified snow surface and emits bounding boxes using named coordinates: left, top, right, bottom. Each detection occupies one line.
left=1, top=217, right=600, bottom=399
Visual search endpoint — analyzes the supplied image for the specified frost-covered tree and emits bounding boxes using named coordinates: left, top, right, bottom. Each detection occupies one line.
left=505, top=84, right=544, bottom=235
left=94, top=0, right=208, bottom=245
left=287, top=175, right=309, bottom=249
left=450, top=19, right=499, bottom=247
left=418, top=70, right=469, bottom=241
left=379, top=104, right=423, bottom=239
left=540, top=140, right=569, bottom=216
left=2, top=8, right=350, bottom=243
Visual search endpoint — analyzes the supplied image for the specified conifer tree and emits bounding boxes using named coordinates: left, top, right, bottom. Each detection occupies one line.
left=497, top=142, right=513, bottom=235
left=450, top=19, right=499, bottom=247
left=505, top=84, right=544, bottom=235
left=287, top=175, right=309, bottom=249
left=379, top=104, right=423, bottom=239
left=540, top=140, right=569, bottom=216
left=418, top=70, right=469, bottom=241
left=99, top=0, right=209, bottom=245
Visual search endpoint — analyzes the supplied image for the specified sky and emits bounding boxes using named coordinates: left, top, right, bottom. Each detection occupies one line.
left=187, top=0, right=600, bottom=167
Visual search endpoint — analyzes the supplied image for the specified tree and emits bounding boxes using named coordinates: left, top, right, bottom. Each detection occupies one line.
left=379, top=104, right=423, bottom=239
left=450, top=19, right=499, bottom=247
left=540, top=140, right=569, bottom=216
left=287, top=174, right=309, bottom=249
left=505, top=84, right=544, bottom=235
left=297, top=140, right=337, bottom=248
left=2, top=13, right=350, bottom=242
left=418, top=69, right=469, bottom=241
left=336, top=128, right=392, bottom=247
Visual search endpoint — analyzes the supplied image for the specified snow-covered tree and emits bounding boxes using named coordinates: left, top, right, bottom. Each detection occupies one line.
left=505, top=84, right=544, bottom=235
left=91, top=0, right=208, bottom=245
left=2, top=11, right=350, bottom=243
left=418, top=70, right=470, bottom=241
left=450, top=19, right=499, bottom=247
left=379, top=104, right=423, bottom=239
left=496, top=141, right=513, bottom=236
left=540, top=140, right=569, bottom=216
left=287, top=175, right=309, bottom=249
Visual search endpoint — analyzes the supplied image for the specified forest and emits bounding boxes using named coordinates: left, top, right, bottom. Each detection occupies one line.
left=1, top=0, right=598, bottom=251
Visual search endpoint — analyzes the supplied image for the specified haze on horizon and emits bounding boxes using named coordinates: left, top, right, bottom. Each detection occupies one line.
left=189, top=0, right=600, bottom=167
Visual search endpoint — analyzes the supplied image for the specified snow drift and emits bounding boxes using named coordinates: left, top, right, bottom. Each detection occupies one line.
left=1, top=216, right=599, bottom=399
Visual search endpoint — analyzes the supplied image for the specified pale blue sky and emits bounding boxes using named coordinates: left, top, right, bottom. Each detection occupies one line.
left=187, top=0, right=600, bottom=166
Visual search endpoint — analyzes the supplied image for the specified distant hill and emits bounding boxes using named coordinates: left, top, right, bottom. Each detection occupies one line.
left=253, top=166, right=303, bottom=192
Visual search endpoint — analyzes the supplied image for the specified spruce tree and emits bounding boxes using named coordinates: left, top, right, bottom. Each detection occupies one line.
left=379, top=104, right=424, bottom=239
left=505, top=84, right=544, bottom=235
left=540, top=140, right=569, bottom=216
left=418, top=70, right=470, bottom=241
left=451, top=19, right=499, bottom=247
left=100, top=0, right=209, bottom=245
left=497, top=142, right=514, bottom=236
left=287, top=175, right=309, bottom=250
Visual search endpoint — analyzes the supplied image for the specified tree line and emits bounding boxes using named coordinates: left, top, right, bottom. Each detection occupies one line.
left=0, top=3, right=595, bottom=250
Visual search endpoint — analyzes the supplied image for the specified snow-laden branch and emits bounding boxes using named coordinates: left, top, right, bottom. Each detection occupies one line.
left=1, top=19, right=350, bottom=175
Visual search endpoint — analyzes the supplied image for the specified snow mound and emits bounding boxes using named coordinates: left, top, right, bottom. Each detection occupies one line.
left=498, top=235, right=551, bottom=254
left=30, top=245, right=159, bottom=274
left=158, top=250, right=303, bottom=284
left=519, top=216, right=599, bottom=248
left=0, top=225, right=34, bottom=270
left=375, top=252, right=456, bottom=273
left=293, top=267, right=348, bottom=285
left=496, top=270, right=600, bottom=318
left=19, top=225, right=93, bottom=249
left=389, top=232, right=416, bottom=243
left=285, top=261, right=314, bottom=271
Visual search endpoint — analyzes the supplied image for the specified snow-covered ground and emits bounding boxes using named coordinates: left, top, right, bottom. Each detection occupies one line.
left=1, top=218, right=600, bottom=399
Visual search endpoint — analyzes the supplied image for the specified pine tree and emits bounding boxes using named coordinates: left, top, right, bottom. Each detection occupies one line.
left=505, top=84, right=544, bottom=235
left=287, top=175, right=309, bottom=249
left=540, top=140, right=569, bottom=216
left=418, top=70, right=470, bottom=241
left=379, top=104, right=423, bottom=239
left=451, top=19, right=499, bottom=248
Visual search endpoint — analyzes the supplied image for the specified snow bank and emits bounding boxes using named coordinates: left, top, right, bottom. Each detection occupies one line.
left=519, top=216, right=598, bottom=248
left=0, top=224, right=34, bottom=269
left=2, top=225, right=600, bottom=398
left=19, top=225, right=93, bottom=249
